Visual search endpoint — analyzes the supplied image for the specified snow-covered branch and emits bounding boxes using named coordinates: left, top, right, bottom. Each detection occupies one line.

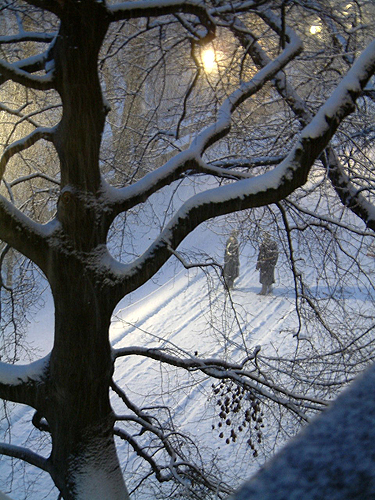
left=326, top=148, right=375, bottom=232
left=210, top=156, right=286, bottom=170
left=0, top=56, right=55, bottom=90
left=167, top=246, right=221, bottom=270
left=113, top=346, right=249, bottom=370
left=0, top=354, right=50, bottom=386
left=0, top=354, right=50, bottom=407
left=0, top=126, right=56, bottom=182
left=0, top=442, right=51, bottom=473
left=229, top=13, right=375, bottom=232
left=104, top=30, right=302, bottom=218
left=0, top=195, right=58, bottom=273
left=98, top=43, right=375, bottom=296
left=8, top=172, right=60, bottom=188
left=108, top=0, right=215, bottom=44
left=0, top=32, right=56, bottom=45
left=112, top=347, right=326, bottom=416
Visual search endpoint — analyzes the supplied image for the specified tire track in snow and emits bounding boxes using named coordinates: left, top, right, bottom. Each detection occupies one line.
left=112, top=266, right=298, bottom=427
left=111, top=268, right=204, bottom=349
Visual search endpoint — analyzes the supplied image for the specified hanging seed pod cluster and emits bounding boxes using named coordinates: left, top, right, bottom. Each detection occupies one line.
left=211, top=380, right=264, bottom=457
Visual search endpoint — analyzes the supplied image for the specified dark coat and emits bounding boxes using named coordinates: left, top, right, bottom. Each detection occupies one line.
left=223, top=235, right=240, bottom=287
left=256, top=239, right=278, bottom=286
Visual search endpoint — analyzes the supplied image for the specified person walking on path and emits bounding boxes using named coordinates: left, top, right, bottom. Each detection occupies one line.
left=256, top=233, right=278, bottom=295
left=223, top=231, right=240, bottom=290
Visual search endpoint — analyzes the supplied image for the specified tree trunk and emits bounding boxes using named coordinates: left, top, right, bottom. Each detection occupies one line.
left=42, top=260, right=129, bottom=499
left=51, top=417, right=129, bottom=500
left=30, top=4, right=130, bottom=497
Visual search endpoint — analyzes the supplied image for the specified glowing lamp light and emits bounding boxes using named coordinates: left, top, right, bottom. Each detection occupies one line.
left=202, top=48, right=216, bottom=72
left=310, top=25, right=322, bottom=35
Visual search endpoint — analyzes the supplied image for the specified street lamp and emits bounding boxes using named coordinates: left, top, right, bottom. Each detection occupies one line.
left=201, top=47, right=216, bottom=73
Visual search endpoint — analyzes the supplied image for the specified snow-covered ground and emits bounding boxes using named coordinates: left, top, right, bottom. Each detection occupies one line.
left=0, top=215, right=301, bottom=499
left=110, top=245, right=301, bottom=498
left=0, top=210, right=373, bottom=499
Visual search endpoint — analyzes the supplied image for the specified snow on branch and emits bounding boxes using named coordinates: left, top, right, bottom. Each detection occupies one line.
left=98, top=38, right=375, bottom=296
left=108, top=0, right=215, bottom=43
left=8, top=172, right=60, bottom=188
left=0, top=102, right=40, bottom=128
left=0, top=354, right=50, bottom=387
left=0, top=126, right=56, bottom=182
left=230, top=13, right=375, bottom=232
left=0, top=442, right=51, bottom=473
left=0, top=32, right=56, bottom=45
left=228, top=14, right=313, bottom=127
left=209, top=156, right=286, bottom=170
left=0, top=56, right=55, bottom=90
left=112, top=346, right=326, bottom=417
left=326, top=148, right=375, bottom=231
left=229, top=14, right=375, bottom=230
left=0, top=194, right=57, bottom=274
left=0, top=354, right=50, bottom=408
left=104, top=29, right=302, bottom=215
left=167, top=245, right=221, bottom=270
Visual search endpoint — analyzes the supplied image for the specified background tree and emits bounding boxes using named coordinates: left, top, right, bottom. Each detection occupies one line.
left=0, top=0, right=375, bottom=499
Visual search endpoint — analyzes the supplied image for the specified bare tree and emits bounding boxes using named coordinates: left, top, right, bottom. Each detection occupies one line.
left=0, top=0, right=375, bottom=498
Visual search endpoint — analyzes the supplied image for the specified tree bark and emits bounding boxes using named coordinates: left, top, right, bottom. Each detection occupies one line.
left=51, top=1, right=109, bottom=195
left=29, top=5, right=129, bottom=496
left=43, top=258, right=129, bottom=499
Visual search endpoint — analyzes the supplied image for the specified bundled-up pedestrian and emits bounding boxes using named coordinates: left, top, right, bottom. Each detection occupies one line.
left=223, top=231, right=240, bottom=290
left=256, top=233, right=278, bottom=295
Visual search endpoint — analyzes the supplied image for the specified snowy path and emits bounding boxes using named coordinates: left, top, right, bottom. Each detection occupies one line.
left=108, top=258, right=300, bottom=494
left=0, top=248, right=299, bottom=499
